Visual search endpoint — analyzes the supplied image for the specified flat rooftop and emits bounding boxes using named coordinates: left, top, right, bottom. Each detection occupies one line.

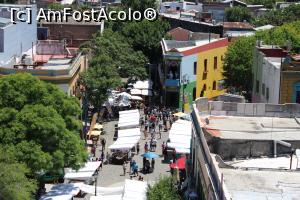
left=220, top=168, right=300, bottom=199
left=203, top=116, right=300, bottom=140
left=225, top=155, right=299, bottom=170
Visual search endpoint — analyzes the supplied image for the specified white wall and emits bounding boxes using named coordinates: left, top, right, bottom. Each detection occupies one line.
left=260, top=57, right=281, bottom=104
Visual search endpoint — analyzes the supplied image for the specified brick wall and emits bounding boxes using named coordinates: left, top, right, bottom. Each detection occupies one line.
left=43, top=24, right=101, bottom=47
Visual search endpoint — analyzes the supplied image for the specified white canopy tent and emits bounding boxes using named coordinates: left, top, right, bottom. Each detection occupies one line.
left=64, top=171, right=95, bottom=181
left=118, top=121, right=140, bottom=129
left=40, top=183, right=82, bottom=200
left=118, top=128, right=141, bottom=137
left=175, top=148, right=190, bottom=154
left=118, top=110, right=140, bottom=129
left=68, top=161, right=101, bottom=173
left=122, top=179, right=147, bottom=200
left=130, top=89, right=142, bottom=95
left=133, top=80, right=152, bottom=90
left=141, top=89, right=153, bottom=96
left=81, top=184, right=123, bottom=196
left=109, top=136, right=140, bottom=150
left=167, top=119, right=192, bottom=154
left=119, top=109, right=139, bottom=115
left=131, top=96, right=143, bottom=101
left=167, top=142, right=191, bottom=149
left=90, top=195, right=122, bottom=200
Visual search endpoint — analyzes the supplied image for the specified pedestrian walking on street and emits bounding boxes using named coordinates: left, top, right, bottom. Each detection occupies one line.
left=101, top=138, right=106, bottom=151
left=143, top=157, right=146, bottom=172
left=136, top=142, right=140, bottom=154
left=144, top=128, right=148, bottom=140
left=151, top=158, right=155, bottom=170
left=172, top=149, right=177, bottom=163
left=144, top=142, right=149, bottom=152
left=100, top=151, right=105, bottom=161
left=122, top=161, right=127, bottom=176
left=133, top=163, right=139, bottom=176
left=162, top=142, right=165, bottom=155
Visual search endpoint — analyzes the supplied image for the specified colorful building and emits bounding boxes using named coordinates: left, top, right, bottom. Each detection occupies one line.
left=0, top=40, right=87, bottom=96
left=161, top=38, right=229, bottom=112
left=252, top=44, right=300, bottom=104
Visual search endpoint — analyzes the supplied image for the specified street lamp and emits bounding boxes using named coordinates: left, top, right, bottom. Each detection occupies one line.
left=181, top=74, right=189, bottom=112
left=94, top=175, right=98, bottom=196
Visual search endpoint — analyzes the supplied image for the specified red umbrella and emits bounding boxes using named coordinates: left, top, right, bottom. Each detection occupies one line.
left=170, top=157, right=186, bottom=169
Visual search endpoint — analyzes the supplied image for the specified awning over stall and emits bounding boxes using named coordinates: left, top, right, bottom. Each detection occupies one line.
left=167, top=119, right=192, bottom=154
left=40, top=183, right=83, bottom=200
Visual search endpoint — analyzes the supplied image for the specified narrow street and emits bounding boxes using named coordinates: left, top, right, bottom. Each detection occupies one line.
left=95, top=118, right=171, bottom=187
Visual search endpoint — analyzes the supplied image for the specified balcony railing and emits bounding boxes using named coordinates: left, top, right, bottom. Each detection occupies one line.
left=165, top=79, right=180, bottom=87
left=0, top=52, right=82, bottom=78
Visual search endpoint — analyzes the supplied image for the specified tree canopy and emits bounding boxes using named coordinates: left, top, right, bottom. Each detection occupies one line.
left=147, top=176, right=180, bottom=200
left=121, top=0, right=157, bottom=12
left=0, top=147, right=36, bottom=200
left=82, top=29, right=149, bottom=80
left=121, top=19, right=170, bottom=63
left=79, top=55, right=122, bottom=110
left=223, top=36, right=256, bottom=99
left=0, top=73, right=87, bottom=174
left=225, top=6, right=252, bottom=22
left=253, top=4, right=300, bottom=26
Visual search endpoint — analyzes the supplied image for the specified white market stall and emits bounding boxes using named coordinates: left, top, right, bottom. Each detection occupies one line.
left=64, top=161, right=101, bottom=181
left=122, top=179, right=147, bottom=200
left=118, top=128, right=141, bottom=138
left=167, top=119, right=192, bottom=154
left=108, top=136, right=140, bottom=151
left=130, top=88, right=142, bottom=95
left=118, top=109, right=140, bottom=129
left=68, top=161, right=101, bottom=173
left=64, top=171, right=95, bottom=181
left=40, top=183, right=83, bottom=200
left=88, top=179, right=147, bottom=200
left=133, top=80, right=152, bottom=90
left=90, top=195, right=122, bottom=200
left=81, top=184, right=123, bottom=196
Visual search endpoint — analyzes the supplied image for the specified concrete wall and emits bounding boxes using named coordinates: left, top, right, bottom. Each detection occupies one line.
left=208, top=137, right=300, bottom=160
left=195, top=97, right=300, bottom=117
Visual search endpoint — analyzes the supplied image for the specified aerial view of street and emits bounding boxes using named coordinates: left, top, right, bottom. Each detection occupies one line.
left=0, top=0, right=300, bottom=200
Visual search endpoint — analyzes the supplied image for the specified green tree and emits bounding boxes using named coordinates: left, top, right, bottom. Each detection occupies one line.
left=254, top=4, right=300, bottom=26
left=121, top=0, right=157, bottom=12
left=147, top=176, right=180, bottom=200
left=223, top=36, right=256, bottom=100
left=48, top=3, right=64, bottom=10
left=225, top=6, right=252, bottom=22
left=79, top=55, right=122, bottom=110
left=0, top=73, right=87, bottom=174
left=0, top=147, right=37, bottom=200
left=121, top=19, right=170, bottom=63
left=82, top=29, right=148, bottom=79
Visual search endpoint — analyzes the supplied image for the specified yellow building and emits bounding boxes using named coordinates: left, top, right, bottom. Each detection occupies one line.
left=194, top=38, right=229, bottom=99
